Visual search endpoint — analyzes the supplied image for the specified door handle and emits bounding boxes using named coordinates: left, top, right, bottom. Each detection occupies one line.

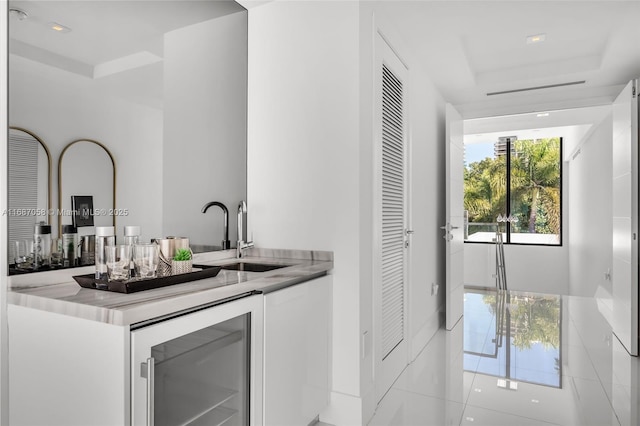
left=440, top=224, right=459, bottom=231
left=405, top=229, right=415, bottom=235
left=141, top=357, right=155, bottom=426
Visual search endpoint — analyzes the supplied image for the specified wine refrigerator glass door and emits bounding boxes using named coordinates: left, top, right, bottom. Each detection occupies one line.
left=131, top=295, right=264, bottom=426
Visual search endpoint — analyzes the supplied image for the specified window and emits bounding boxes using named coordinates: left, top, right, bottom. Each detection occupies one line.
left=464, top=136, right=562, bottom=245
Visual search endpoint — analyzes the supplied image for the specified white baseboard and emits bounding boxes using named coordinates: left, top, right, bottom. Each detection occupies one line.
left=411, top=306, right=442, bottom=361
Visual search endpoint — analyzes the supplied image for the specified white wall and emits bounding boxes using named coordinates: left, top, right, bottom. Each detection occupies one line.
left=465, top=242, right=569, bottom=294
left=247, top=2, right=445, bottom=424
left=162, top=12, right=247, bottom=247
left=568, top=113, right=613, bottom=298
left=9, top=55, right=163, bottom=241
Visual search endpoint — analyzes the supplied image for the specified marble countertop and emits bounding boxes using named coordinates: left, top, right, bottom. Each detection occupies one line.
left=8, top=248, right=333, bottom=326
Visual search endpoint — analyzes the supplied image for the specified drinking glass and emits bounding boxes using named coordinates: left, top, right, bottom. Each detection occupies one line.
left=134, top=243, right=159, bottom=279
left=105, top=245, right=132, bottom=282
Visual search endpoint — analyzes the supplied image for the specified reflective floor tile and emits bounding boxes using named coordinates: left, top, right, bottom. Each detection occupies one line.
left=368, top=388, right=464, bottom=426
left=460, top=405, right=561, bottom=426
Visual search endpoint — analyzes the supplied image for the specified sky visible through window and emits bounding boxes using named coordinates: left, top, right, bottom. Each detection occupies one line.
left=465, top=142, right=494, bottom=166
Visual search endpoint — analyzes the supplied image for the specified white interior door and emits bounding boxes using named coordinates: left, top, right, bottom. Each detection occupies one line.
left=444, top=104, right=464, bottom=331
left=612, top=79, right=639, bottom=356
left=373, top=32, right=410, bottom=402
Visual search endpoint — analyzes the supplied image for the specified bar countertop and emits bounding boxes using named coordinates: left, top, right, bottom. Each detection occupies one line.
left=8, top=248, right=333, bottom=326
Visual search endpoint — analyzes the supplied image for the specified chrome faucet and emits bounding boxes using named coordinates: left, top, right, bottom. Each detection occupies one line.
left=201, top=201, right=231, bottom=250
left=237, top=200, right=254, bottom=258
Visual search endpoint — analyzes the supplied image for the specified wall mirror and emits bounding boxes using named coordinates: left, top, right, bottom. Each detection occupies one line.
left=8, top=0, right=248, bottom=269
left=58, top=139, right=116, bottom=237
left=7, top=127, right=52, bottom=266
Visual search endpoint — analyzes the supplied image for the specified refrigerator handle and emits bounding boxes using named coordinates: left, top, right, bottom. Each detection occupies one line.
left=141, top=357, right=155, bottom=426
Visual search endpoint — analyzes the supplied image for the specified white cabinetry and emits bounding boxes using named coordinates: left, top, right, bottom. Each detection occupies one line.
left=263, top=275, right=332, bottom=426
left=8, top=305, right=130, bottom=426
left=8, top=275, right=332, bottom=426
left=8, top=295, right=263, bottom=426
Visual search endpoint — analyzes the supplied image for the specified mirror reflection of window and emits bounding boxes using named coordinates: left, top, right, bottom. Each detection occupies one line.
left=8, top=128, right=51, bottom=266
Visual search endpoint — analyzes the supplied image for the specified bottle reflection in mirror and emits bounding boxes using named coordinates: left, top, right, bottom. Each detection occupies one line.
left=51, top=238, right=63, bottom=268
left=34, top=223, right=51, bottom=269
left=80, top=235, right=95, bottom=266
left=62, top=224, right=79, bottom=267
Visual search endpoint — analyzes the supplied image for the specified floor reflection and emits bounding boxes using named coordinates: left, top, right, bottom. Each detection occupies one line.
left=368, top=287, right=640, bottom=426
left=464, top=289, right=562, bottom=388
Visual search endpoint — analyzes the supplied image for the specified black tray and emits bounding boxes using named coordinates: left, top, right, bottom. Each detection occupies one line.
left=73, top=264, right=222, bottom=294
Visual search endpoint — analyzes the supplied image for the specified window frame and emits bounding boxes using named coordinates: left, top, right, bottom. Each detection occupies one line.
left=464, top=136, right=563, bottom=247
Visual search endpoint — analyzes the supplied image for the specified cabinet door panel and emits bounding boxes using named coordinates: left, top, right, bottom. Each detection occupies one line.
left=263, top=276, right=332, bottom=426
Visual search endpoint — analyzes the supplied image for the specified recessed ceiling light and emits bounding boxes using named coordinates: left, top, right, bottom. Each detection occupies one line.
left=536, top=112, right=549, bottom=117
left=49, top=22, right=72, bottom=33
left=527, top=33, right=546, bottom=44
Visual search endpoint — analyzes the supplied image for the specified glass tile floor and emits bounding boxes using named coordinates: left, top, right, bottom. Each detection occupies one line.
left=368, top=288, right=640, bottom=426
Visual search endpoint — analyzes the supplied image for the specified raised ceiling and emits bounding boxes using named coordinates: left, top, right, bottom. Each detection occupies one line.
left=375, top=1, right=640, bottom=119
left=8, top=0, right=245, bottom=108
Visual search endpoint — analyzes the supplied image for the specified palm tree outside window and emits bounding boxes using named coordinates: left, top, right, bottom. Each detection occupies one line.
left=464, top=137, right=562, bottom=246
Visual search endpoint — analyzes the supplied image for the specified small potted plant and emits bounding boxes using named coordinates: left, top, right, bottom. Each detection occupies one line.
left=172, top=248, right=193, bottom=275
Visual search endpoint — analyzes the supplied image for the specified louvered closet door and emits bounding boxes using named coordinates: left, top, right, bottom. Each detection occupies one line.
left=381, top=63, right=405, bottom=359
left=374, top=32, right=409, bottom=403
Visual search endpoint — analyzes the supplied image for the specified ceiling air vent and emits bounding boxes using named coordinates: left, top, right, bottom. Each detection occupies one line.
left=487, top=80, right=586, bottom=96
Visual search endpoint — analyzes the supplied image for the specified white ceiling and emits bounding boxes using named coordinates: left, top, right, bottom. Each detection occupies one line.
left=374, top=1, right=640, bottom=119
left=9, top=1, right=639, bottom=135
left=8, top=0, right=245, bottom=108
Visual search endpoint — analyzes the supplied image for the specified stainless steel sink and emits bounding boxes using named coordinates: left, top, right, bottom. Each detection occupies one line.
left=190, top=244, right=222, bottom=253
left=219, top=262, right=290, bottom=272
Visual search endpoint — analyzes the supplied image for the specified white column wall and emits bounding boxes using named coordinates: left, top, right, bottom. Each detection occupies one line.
left=245, top=1, right=362, bottom=422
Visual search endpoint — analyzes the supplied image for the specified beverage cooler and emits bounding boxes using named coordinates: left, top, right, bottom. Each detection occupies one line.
left=131, top=294, right=264, bottom=426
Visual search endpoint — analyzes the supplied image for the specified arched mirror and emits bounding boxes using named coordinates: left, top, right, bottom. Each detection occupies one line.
left=8, top=127, right=52, bottom=266
left=58, top=139, right=116, bottom=237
